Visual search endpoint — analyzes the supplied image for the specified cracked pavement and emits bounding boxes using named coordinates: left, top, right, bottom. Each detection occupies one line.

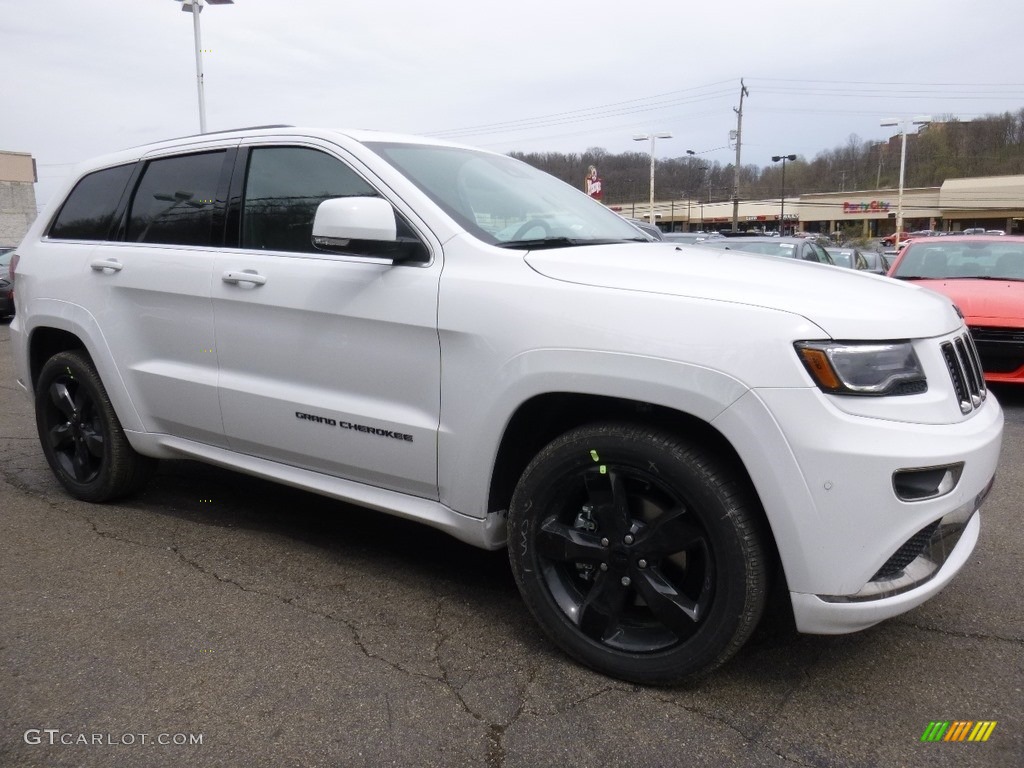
left=1, top=321, right=1022, bottom=768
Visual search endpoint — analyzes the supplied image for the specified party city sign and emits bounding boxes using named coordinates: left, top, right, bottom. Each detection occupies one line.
left=843, top=200, right=892, bottom=214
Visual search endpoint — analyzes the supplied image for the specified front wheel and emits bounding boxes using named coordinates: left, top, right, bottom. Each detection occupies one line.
left=35, top=350, right=155, bottom=502
left=508, top=423, right=768, bottom=685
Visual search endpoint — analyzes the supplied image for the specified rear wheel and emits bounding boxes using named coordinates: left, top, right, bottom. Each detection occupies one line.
left=508, top=422, right=767, bottom=685
left=35, top=351, right=155, bottom=502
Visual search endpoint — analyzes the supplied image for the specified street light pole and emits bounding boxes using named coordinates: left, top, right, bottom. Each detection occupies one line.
left=686, top=151, right=708, bottom=233
left=634, top=132, right=672, bottom=230
left=175, top=0, right=234, bottom=134
left=880, top=116, right=931, bottom=242
left=772, top=154, right=796, bottom=235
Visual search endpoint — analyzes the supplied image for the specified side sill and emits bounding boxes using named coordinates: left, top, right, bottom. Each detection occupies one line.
left=125, top=431, right=508, bottom=551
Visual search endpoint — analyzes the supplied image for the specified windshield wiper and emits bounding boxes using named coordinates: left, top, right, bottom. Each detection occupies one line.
left=952, top=275, right=1024, bottom=281
left=497, top=237, right=636, bottom=250
left=895, top=274, right=1024, bottom=281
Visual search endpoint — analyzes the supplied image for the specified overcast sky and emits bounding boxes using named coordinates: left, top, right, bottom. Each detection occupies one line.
left=3, top=0, right=1023, bottom=209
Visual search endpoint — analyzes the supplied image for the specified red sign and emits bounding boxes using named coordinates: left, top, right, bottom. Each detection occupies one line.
left=585, top=166, right=603, bottom=200
left=843, top=200, right=891, bottom=214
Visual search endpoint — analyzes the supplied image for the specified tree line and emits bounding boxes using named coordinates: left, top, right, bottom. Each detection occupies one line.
left=509, top=108, right=1024, bottom=205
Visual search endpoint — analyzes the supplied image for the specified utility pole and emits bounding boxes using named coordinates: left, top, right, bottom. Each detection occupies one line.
left=731, top=79, right=749, bottom=232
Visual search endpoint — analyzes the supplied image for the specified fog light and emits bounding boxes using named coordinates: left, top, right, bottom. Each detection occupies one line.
left=893, top=463, right=963, bottom=502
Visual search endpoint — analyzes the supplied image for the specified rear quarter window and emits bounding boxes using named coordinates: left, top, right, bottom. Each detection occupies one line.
left=48, top=164, right=135, bottom=241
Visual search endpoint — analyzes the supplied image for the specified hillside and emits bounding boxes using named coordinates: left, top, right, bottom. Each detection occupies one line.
left=510, top=109, right=1024, bottom=205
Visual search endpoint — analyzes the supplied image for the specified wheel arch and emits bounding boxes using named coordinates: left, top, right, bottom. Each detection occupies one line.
left=489, top=391, right=792, bottom=633
left=488, top=391, right=762, bottom=524
left=23, top=304, right=146, bottom=433
left=28, top=326, right=88, bottom=391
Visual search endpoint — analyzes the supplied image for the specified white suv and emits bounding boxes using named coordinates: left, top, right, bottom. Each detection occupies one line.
left=8, top=127, right=1004, bottom=684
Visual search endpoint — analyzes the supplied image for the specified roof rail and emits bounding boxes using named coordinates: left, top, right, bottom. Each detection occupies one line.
left=134, top=124, right=297, bottom=147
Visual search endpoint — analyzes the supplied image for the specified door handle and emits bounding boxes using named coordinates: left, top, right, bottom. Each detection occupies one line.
left=222, top=270, right=267, bottom=286
left=90, top=258, right=123, bottom=273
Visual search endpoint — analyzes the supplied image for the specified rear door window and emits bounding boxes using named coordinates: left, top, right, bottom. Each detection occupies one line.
left=126, top=152, right=225, bottom=246
left=49, top=164, right=135, bottom=241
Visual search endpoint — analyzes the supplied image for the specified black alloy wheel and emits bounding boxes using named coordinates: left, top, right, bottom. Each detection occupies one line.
left=509, top=422, right=768, bottom=685
left=35, top=351, right=155, bottom=502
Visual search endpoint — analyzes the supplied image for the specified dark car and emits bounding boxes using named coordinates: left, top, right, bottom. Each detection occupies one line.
left=699, top=236, right=835, bottom=264
left=887, top=236, right=1024, bottom=384
left=861, top=250, right=892, bottom=274
left=623, top=218, right=664, bottom=241
left=0, top=250, right=15, bottom=319
left=826, top=247, right=871, bottom=271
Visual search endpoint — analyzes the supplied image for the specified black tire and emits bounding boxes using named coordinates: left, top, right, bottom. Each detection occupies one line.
left=35, top=350, right=155, bottom=502
left=508, top=422, right=768, bottom=685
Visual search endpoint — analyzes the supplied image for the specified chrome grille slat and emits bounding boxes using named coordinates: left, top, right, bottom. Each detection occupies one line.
left=964, top=332, right=988, bottom=398
left=941, top=332, right=987, bottom=414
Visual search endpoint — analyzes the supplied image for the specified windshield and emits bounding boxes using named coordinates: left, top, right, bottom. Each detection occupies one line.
left=891, top=241, right=1024, bottom=280
left=827, top=250, right=853, bottom=268
left=365, top=142, right=646, bottom=248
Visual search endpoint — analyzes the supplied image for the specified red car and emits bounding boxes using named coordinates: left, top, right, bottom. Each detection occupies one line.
left=888, top=236, right=1024, bottom=384
left=881, top=230, right=912, bottom=247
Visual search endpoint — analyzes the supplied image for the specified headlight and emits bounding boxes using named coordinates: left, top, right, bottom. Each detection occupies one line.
left=794, top=341, right=927, bottom=396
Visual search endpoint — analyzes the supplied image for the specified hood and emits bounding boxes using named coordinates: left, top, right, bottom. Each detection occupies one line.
left=913, top=278, right=1024, bottom=325
left=525, top=243, right=963, bottom=340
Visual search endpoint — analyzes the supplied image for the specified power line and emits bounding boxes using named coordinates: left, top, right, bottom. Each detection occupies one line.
left=425, top=79, right=737, bottom=139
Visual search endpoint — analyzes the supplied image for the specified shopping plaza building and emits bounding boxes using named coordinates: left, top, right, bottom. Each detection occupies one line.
left=0, top=150, right=38, bottom=248
left=613, top=174, right=1024, bottom=236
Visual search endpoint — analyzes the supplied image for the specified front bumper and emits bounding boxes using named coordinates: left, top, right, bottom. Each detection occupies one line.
left=713, top=382, right=1002, bottom=635
left=791, top=486, right=986, bottom=634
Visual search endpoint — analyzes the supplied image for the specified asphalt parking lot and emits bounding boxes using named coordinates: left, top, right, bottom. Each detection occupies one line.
left=1, top=319, right=1021, bottom=768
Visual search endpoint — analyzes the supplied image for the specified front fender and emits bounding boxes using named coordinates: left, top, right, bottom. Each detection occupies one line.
left=438, top=348, right=750, bottom=518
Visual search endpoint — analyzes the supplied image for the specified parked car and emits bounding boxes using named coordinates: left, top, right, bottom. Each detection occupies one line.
left=962, top=227, right=987, bottom=235
left=0, top=250, right=15, bottom=319
left=881, top=231, right=911, bottom=246
left=860, top=250, right=892, bottom=274
left=888, top=236, right=1024, bottom=384
left=825, top=247, right=871, bottom=271
left=622, top=217, right=664, bottom=241
left=8, top=127, right=1003, bottom=685
left=663, top=232, right=712, bottom=244
left=701, top=236, right=835, bottom=264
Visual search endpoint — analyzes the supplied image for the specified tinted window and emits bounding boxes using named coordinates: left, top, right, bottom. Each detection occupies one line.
left=127, top=152, right=224, bottom=246
left=807, top=243, right=832, bottom=263
left=49, top=164, right=135, bottom=240
left=241, top=147, right=377, bottom=253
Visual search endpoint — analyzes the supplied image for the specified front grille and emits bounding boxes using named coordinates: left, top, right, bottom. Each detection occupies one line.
left=969, top=326, right=1024, bottom=374
left=872, top=520, right=941, bottom=580
left=941, top=332, right=987, bottom=414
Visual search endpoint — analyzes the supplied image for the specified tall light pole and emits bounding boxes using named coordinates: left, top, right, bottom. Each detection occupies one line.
left=879, top=116, right=931, bottom=242
left=772, top=154, right=796, bottom=235
left=685, top=153, right=708, bottom=232
left=175, top=0, right=234, bottom=133
left=634, top=132, right=672, bottom=230
left=874, top=141, right=886, bottom=189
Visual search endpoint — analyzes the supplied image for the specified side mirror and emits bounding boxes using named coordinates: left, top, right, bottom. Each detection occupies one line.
left=313, top=197, right=397, bottom=244
left=312, top=197, right=428, bottom=263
